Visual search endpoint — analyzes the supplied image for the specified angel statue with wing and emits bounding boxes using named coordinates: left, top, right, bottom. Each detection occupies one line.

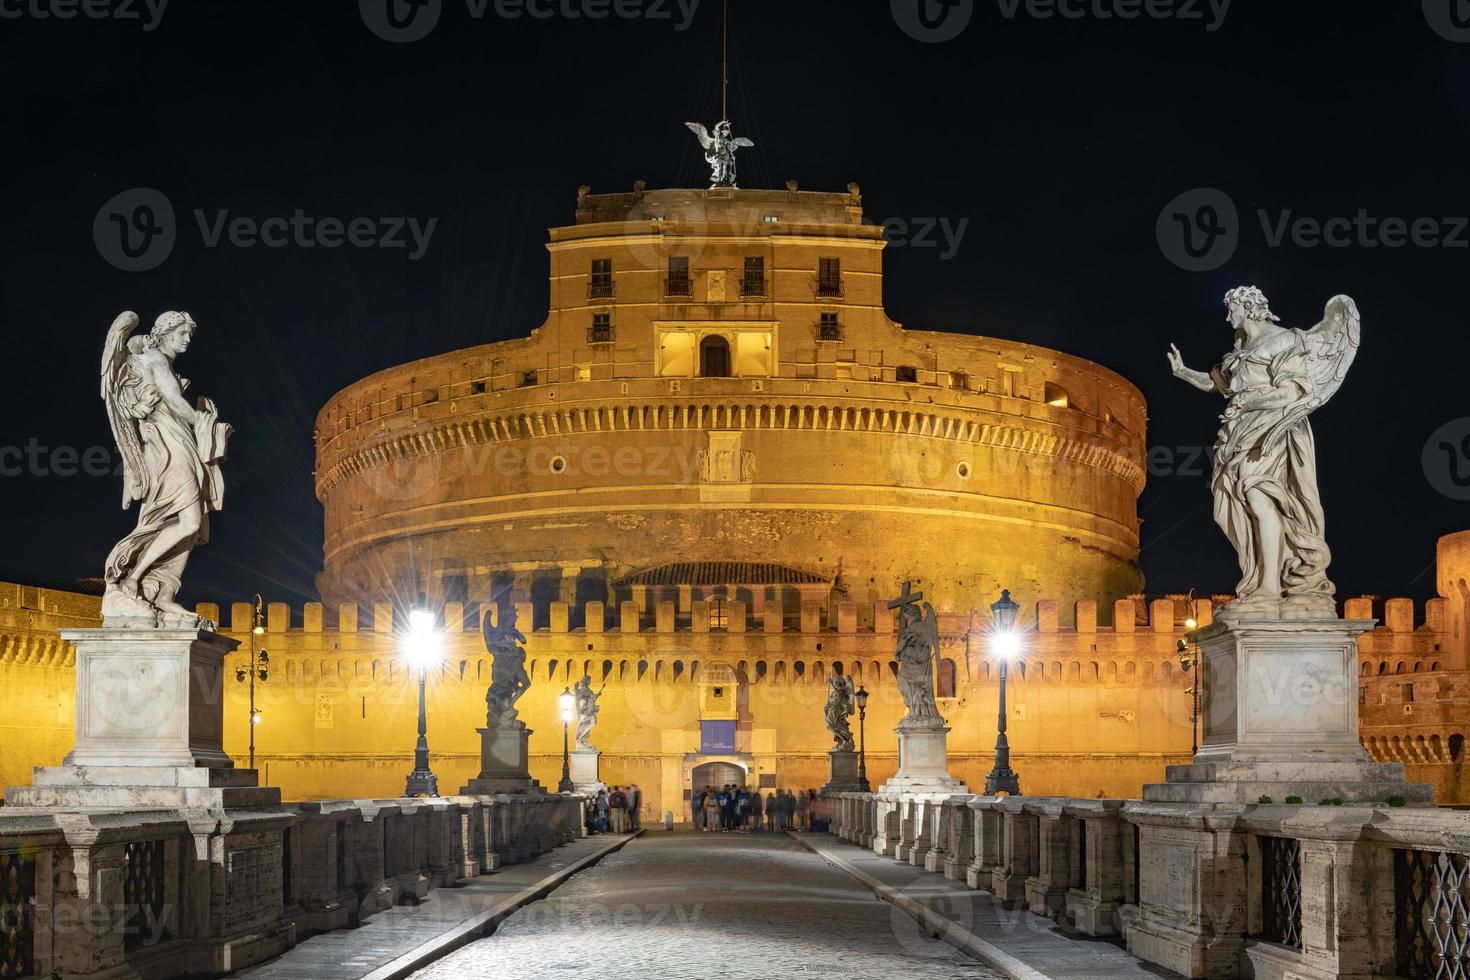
left=483, top=604, right=532, bottom=729
left=891, top=584, right=944, bottom=730
left=824, top=674, right=855, bottom=751
left=685, top=119, right=754, bottom=188
left=573, top=674, right=601, bottom=751
left=100, top=311, right=232, bottom=629
left=1168, top=287, right=1360, bottom=620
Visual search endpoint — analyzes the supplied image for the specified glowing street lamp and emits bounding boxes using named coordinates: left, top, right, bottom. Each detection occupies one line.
left=402, top=597, right=442, bottom=798
left=234, top=594, right=270, bottom=770
left=558, top=687, right=576, bottom=793
left=984, top=588, right=1023, bottom=796
left=1178, top=590, right=1201, bottom=756
left=854, top=685, right=871, bottom=792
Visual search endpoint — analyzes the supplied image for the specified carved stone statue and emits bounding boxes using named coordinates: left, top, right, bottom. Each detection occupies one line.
left=573, top=674, right=600, bottom=750
left=100, top=311, right=232, bottom=630
left=1168, top=287, right=1360, bottom=620
left=685, top=119, right=754, bottom=188
left=483, top=605, right=531, bottom=729
left=824, top=675, right=855, bottom=751
left=890, top=582, right=943, bottom=729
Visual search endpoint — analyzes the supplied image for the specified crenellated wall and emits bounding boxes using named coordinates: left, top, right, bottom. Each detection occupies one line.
left=6, top=569, right=1468, bottom=816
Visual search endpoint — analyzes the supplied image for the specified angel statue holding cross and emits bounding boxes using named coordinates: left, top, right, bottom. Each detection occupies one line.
left=890, top=581, right=943, bottom=730
left=1167, top=287, right=1360, bottom=621
left=685, top=119, right=754, bottom=188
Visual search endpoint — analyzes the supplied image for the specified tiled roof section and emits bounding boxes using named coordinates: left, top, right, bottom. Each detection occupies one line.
left=615, top=562, right=831, bottom=588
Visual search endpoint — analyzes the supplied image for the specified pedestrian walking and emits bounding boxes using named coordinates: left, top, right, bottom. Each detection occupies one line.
left=703, top=787, right=721, bottom=831
left=751, top=786, right=763, bottom=831
left=594, top=788, right=610, bottom=832
left=628, top=783, right=642, bottom=831
left=609, top=785, right=628, bottom=833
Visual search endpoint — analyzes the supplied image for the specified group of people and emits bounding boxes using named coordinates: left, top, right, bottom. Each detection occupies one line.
left=585, top=784, right=641, bottom=834
left=692, top=785, right=828, bottom=832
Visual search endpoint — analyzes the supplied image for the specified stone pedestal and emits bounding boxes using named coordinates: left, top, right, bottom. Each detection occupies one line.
left=819, top=749, right=866, bottom=795
left=1144, top=617, right=1432, bottom=805
left=569, top=747, right=604, bottom=793
left=461, top=725, right=545, bottom=794
left=875, top=725, right=970, bottom=796
left=7, top=627, right=280, bottom=808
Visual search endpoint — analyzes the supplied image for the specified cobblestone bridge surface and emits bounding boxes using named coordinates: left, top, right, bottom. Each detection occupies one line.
left=411, top=830, right=1003, bottom=979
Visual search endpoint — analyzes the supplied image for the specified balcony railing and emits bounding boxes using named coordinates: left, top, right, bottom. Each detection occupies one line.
left=739, top=277, right=768, bottom=298
left=587, top=325, right=614, bottom=344
left=816, top=278, right=843, bottom=298
left=818, top=322, right=842, bottom=342
left=664, top=277, right=692, bottom=298
left=587, top=280, right=615, bottom=299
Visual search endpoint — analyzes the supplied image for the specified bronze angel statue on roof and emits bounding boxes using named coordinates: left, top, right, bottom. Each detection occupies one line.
left=100, top=311, right=232, bottom=629
left=1167, top=288, right=1360, bottom=621
left=685, top=119, right=753, bottom=188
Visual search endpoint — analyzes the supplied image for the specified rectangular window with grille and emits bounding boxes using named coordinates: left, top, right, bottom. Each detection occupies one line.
left=1397, top=848, right=1470, bottom=979
left=895, top=365, right=918, bottom=383
left=666, top=256, right=690, bottom=296
left=589, top=313, right=613, bottom=344
left=817, top=257, right=842, bottom=296
left=1, top=850, right=35, bottom=978
left=123, top=839, right=167, bottom=950
left=589, top=258, right=613, bottom=298
left=818, top=312, right=841, bottom=342
left=1258, top=835, right=1303, bottom=948
left=741, top=256, right=766, bottom=297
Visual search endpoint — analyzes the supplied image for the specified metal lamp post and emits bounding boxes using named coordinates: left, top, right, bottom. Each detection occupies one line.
left=854, top=685, right=871, bottom=792
left=402, top=598, right=442, bottom=798
left=1178, top=596, right=1201, bottom=756
left=558, top=687, right=576, bottom=793
left=984, top=588, right=1023, bottom=796
left=234, top=594, right=270, bottom=770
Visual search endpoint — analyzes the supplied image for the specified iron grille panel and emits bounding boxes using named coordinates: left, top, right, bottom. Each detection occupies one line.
left=1397, top=848, right=1470, bottom=979
left=1077, top=818, right=1088, bottom=889
left=1, top=851, right=35, bottom=978
left=122, top=839, right=166, bottom=950
left=1259, top=836, right=1303, bottom=948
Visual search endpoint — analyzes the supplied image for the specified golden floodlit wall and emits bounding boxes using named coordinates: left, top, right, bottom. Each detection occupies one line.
left=4, top=563, right=1468, bottom=815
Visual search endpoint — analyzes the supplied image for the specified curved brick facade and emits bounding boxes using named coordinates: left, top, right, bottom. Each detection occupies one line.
left=313, top=187, right=1146, bottom=622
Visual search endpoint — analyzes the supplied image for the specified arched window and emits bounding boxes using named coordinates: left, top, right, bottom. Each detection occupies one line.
left=1452, top=734, right=1465, bottom=763
left=938, top=658, right=957, bottom=698
left=700, top=335, right=731, bottom=377
left=1044, top=382, right=1070, bottom=408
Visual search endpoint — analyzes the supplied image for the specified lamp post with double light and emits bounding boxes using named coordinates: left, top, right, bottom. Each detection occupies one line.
left=854, top=685, right=871, bottom=792
left=984, top=588, right=1023, bottom=796
left=234, top=594, right=270, bottom=770
left=558, top=686, right=576, bottom=793
left=402, top=597, right=442, bottom=798
left=1177, top=592, right=1201, bottom=756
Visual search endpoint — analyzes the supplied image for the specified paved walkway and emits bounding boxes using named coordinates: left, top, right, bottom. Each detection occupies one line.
left=239, top=832, right=637, bottom=980
left=793, top=833, right=1182, bottom=980
left=411, top=829, right=1005, bottom=980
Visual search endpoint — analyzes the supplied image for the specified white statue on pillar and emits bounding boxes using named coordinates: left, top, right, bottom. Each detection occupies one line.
left=890, top=582, right=942, bottom=729
left=1168, top=288, right=1360, bottom=620
left=573, top=674, right=600, bottom=750
left=100, top=311, right=232, bottom=629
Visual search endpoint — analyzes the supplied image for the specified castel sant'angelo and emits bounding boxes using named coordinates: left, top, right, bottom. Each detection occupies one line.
left=3, top=180, right=1468, bottom=820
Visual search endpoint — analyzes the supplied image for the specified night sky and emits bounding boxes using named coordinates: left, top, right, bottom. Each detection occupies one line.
left=2, top=0, right=1467, bottom=610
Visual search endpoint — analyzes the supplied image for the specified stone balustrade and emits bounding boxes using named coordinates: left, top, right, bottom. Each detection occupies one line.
left=830, top=790, right=1465, bottom=978
left=0, top=793, right=583, bottom=980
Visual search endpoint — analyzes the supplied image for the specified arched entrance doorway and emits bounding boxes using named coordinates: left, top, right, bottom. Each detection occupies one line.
left=699, top=335, right=731, bottom=377
left=691, top=760, right=746, bottom=793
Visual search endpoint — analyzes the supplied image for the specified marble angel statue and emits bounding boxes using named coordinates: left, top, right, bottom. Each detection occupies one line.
left=1167, top=287, right=1360, bottom=619
left=100, top=311, right=232, bottom=629
left=573, top=674, right=601, bottom=750
left=685, top=119, right=753, bottom=188
left=483, top=605, right=531, bottom=728
left=824, top=674, right=855, bottom=751
left=893, top=592, right=943, bottom=729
